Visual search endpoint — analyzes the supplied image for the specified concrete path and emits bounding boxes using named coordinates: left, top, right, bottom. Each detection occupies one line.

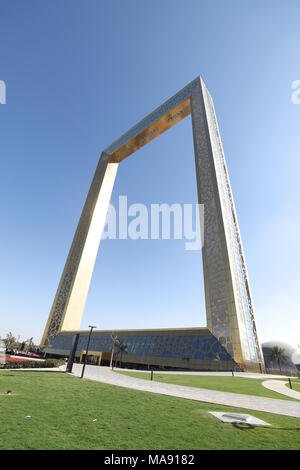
left=70, top=364, right=300, bottom=419
left=111, top=368, right=292, bottom=380
left=263, top=380, right=300, bottom=401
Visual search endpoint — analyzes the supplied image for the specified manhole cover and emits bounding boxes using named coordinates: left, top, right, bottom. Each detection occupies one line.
left=209, top=412, right=271, bottom=426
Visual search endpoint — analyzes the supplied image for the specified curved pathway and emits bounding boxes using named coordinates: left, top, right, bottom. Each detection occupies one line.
left=262, top=380, right=300, bottom=400
left=70, top=364, right=300, bottom=419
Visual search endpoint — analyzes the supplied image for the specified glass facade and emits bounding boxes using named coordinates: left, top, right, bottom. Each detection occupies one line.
left=49, top=330, right=234, bottom=363
left=262, top=345, right=299, bottom=376
left=204, top=86, right=258, bottom=363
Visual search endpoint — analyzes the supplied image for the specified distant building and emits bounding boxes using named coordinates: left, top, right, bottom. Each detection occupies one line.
left=262, top=341, right=300, bottom=376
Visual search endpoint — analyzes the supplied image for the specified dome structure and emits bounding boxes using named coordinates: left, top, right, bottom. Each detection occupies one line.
left=262, top=341, right=300, bottom=376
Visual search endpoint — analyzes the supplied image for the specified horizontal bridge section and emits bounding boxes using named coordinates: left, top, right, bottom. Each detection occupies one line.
left=109, top=97, right=191, bottom=163
left=104, top=76, right=199, bottom=161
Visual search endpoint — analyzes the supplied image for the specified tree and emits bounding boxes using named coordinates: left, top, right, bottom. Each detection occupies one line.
left=3, top=333, right=37, bottom=354
left=110, top=333, right=120, bottom=369
left=269, top=346, right=288, bottom=375
left=115, top=342, right=128, bottom=368
left=4, top=332, right=17, bottom=351
left=109, top=334, right=128, bottom=369
left=25, top=337, right=36, bottom=352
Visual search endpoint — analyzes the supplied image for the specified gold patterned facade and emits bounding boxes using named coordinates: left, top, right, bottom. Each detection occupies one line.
left=40, top=77, right=264, bottom=373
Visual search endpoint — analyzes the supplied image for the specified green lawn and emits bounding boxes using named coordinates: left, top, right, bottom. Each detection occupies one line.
left=286, top=381, right=300, bottom=393
left=116, top=370, right=300, bottom=401
left=0, top=370, right=300, bottom=450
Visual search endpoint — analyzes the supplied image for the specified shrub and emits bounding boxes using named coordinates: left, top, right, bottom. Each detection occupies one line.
left=1, top=359, right=64, bottom=369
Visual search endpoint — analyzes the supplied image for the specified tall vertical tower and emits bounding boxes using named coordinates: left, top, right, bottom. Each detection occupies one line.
left=191, top=79, right=264, bottom=372
left=40, top=77, right=264, bottom=372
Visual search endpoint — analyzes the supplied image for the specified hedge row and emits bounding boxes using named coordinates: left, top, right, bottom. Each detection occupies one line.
left=1, top=359, right=65, bottom=369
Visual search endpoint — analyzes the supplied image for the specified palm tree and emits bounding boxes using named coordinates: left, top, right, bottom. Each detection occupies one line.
left=116, top=343, right=128, bottom=368
left=269, top=346, right=288, bottom=375
left=110, top=333, right=120, bottom=369
left=110, top=334, right=128, bottom=369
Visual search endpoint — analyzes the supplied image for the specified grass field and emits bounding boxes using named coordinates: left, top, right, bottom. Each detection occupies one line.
left=0, top=370, right=300, bottom=450
left=286, top=381, right=300, bottom=393
left=116, top=370, right=300, bottom=401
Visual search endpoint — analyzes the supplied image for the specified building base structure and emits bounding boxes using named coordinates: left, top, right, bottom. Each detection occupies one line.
left=44, top=327, right=248, bottom=372
left=40, top=77, right=265, bottom=374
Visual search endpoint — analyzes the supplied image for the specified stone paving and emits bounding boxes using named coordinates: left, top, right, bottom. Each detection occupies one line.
left=262, top=380, right=300, bottom=401
left=70, top=364, right=300, bottom=419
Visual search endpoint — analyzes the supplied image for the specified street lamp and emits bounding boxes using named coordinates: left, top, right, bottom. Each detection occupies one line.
left=81, top=325, right=97, bottom=379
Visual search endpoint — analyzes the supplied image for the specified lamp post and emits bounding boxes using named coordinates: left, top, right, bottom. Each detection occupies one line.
left=81, top=325, right=97, bottom=379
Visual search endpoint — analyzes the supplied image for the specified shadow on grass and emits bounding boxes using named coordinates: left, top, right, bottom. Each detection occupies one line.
left=231, top=423, right=300, bottom=432
left=232, top=423, right=255, bottom=430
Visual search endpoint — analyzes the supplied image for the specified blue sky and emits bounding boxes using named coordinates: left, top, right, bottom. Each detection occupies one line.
left=0, top=0, right=299, bottom=348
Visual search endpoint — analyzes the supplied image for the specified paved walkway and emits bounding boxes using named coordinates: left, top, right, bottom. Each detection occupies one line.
left=262, top=380, right=300, bottom=400
left=70, top=364, right=300, bottom=419
left=110, top=368, right=293, bottom=380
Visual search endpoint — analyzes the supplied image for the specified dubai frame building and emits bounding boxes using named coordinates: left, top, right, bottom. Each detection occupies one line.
left=41, top=77, right=265, bottom=373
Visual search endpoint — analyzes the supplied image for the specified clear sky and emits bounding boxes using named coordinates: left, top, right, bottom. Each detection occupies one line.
left=0, top=0, right=299, bottom=349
